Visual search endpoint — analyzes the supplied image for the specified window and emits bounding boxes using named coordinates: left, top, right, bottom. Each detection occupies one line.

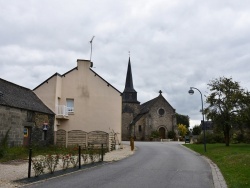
left=66, top=99, right=74, bottom=112
left=158, top=108, right=165, bottom=116
left=27, top=111, right=34, bottom=122
left=138, top=125, right=142, bottom=132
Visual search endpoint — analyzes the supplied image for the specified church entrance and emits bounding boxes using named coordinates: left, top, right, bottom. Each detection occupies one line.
left=159, top=127, right=166, bottom=139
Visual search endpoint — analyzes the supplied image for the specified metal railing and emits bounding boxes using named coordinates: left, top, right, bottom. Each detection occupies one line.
left=56, top=105, right=69, bottom=116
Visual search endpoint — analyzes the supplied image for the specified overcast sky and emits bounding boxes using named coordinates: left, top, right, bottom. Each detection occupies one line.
left=1, top=0, right=250, bottom=128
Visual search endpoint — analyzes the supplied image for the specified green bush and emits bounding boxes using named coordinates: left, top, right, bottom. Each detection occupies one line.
left=0, top=128, right=11, bottom=158
left=167, top=131, right=176, bottom=139
left=150, top=131, right=160, bottom=138
left=197, top=132, right=224, bottom=144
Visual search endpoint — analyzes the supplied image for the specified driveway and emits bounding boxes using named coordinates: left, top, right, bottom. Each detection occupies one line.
left=24, top=142, right=214, bottom=188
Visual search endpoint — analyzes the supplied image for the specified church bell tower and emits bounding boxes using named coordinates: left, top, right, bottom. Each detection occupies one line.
left=122, top=57, right=140, bottom=140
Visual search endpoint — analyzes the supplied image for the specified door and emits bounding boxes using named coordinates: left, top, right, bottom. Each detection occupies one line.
left=23, top=127, right=31, bottom=146
left=159, top=127, right=166, bottom=139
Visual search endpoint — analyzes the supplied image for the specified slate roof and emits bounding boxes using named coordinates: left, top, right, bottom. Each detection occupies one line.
left=123, top=57, right=136, bottom=93
left=131, top=93, right=175, bottom=125
left=0, top=78, right=54, bottom=114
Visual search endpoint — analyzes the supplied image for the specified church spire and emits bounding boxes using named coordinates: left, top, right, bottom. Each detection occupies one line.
left=124, top=57, right=135, bottom=92
left=123, top=57, right=139, bottom=103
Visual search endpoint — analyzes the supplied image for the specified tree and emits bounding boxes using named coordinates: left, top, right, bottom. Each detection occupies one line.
left=177, top=124, right=188, bottom=137
left=204, top=77, right=249, bottom=146
left=176, top=113, right=190, bottom=128
left=192, top=125, right=201, bottom=135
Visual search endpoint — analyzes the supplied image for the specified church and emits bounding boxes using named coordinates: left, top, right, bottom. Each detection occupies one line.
left=122, top=58, right=177, bottom=141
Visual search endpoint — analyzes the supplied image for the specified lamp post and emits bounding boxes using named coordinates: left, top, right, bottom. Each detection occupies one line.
left=188, top=87, right=206, bottom=152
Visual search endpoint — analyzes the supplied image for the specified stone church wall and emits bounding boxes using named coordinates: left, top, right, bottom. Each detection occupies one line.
left=132, top=96, right=177, bottom=141
left=122, top=103, right=140, bottom=141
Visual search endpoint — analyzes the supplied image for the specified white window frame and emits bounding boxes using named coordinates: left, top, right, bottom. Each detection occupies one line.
left=66, top=98, right=74, bottom=113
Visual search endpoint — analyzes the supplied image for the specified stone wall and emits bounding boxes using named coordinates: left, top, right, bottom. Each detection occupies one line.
left=0, top=105, right=54, bottom=147
left=122, top=103, right=140, bottom=140
left=133, top=97, right=177, bottom=141
left=31, top=112, right=54, bottom=146
left=0, top=105, right=25, bottom=146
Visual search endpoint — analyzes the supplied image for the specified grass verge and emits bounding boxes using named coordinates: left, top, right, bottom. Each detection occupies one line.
left=0, top=145, right=106, bottom=163
left=184, top=143, right=250, bottom=188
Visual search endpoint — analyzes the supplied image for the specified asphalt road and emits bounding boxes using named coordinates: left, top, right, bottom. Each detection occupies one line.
left=25, top=142, right=214, bottom=188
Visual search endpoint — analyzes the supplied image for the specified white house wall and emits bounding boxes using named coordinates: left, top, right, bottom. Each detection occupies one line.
left=34, top=59, right=122, bottom=142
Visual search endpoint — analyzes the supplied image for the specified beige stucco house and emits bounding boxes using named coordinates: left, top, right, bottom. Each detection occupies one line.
left=34, top=59, right=122, bottom=149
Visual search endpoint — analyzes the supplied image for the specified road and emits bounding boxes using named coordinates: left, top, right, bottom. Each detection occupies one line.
left=25, top=142, right=214, bottom=188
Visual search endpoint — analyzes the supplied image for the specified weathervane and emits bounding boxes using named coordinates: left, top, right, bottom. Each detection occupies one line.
left=90, top=36, right=95, bottom=62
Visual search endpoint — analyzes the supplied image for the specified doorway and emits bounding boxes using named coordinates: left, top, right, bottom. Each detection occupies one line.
left=23, top=127, right=31, bottom=146
left=159, top=127, right=166, bottom=139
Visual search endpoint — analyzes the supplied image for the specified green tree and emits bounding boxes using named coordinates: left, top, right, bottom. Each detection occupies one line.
left=205, top=77, right=249, bottom=146
left=192, top=125, right=201, bottom=135
left=177, top=124, right=188, bottom=137
left=176, top=113, right=190, bottom=128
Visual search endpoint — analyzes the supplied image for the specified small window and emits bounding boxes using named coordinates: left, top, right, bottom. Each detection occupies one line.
left=158, top=108, right=165, bottom=116
left=27, top=111, right=34, bottom=122
left=138, top=125, right=142, bottom=132
left=66, top=99, right=74, bottom=112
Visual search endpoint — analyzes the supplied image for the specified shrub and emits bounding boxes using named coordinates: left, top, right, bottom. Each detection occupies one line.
left=44, top=154, right=60, bottom=174
left=32, top=156, right=45, bottom=177
left=150, top=131, right=160, bottom=138
left=0, top=128, right=11, bottom=158
left=167, top=131, right=176, bottom=139
left=197, top=132, right=224, bottom=144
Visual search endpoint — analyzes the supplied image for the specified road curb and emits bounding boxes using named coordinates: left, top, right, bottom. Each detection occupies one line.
left=180, top=144, right=227, bottom=188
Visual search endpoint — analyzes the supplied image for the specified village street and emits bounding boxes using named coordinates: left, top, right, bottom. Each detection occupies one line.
left=24, top=142, right=214, bottom=188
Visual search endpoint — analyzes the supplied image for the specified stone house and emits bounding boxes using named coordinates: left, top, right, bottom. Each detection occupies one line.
left=0, top=78, right=54, bottom=147
left=122, top=58, right=177, bottom=141
left=33, top=59, right=122, bottom=149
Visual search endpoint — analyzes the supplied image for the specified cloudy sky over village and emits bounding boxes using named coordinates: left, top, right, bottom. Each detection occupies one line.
left=1, top=0, right=250, bottom=127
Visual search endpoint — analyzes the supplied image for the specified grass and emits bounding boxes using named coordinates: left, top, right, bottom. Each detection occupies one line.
left=0, top=145, right=108, bottom=163
left=184, top=143, right=250, bottom=188
left=0, top=145, right=85, bottom=163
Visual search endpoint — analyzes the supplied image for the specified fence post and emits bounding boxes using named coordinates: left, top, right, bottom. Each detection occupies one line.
left=28, top=148, right=32, bottom=178
left=78, top=146, right=81, bottom=169
left=101, top=144, right=104, bottom=161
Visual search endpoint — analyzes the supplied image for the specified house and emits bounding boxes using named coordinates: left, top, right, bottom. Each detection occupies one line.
left=0, top=78, right=54, bottom=147
left=33, top=59, right=122, bottom=149
left=201, top=120, right=214, bottom=131
left=122, top=58, right=177, bottom=141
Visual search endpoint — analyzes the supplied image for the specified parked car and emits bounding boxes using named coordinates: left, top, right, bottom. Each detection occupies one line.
left=185, top=136, right=190, bottom=143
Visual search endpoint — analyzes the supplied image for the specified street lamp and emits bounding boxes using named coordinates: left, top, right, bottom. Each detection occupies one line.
left=188, top=87, right=206, bottom=152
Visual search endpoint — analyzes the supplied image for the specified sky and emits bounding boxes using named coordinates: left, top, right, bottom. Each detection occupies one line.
left=1, top=0, right=250, bottom=128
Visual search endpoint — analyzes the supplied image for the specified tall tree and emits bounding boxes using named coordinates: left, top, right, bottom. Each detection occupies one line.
left=176, top=113, right=190, bottom=128
left=205, top=77, right=248, bottom=146
left=177, top=124, right=188, bottom=137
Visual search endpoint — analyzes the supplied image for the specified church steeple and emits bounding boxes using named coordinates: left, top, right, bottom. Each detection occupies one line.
left=124, top=57, right=135, bottom=92
left=123, top=58, right=139, bottom=103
